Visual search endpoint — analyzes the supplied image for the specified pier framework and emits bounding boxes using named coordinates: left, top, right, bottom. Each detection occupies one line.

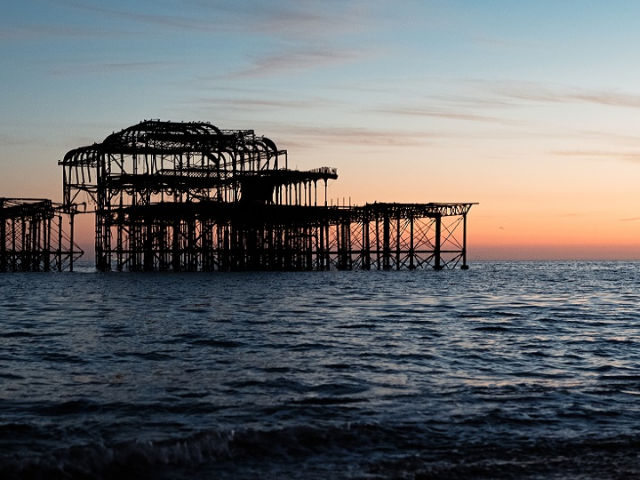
left=60, top=120, right=475, bottom=271
left=0, top=198, right=83, bottom=272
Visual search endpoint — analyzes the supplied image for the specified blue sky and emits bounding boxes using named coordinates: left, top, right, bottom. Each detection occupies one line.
left=3, top=1, right=640, bottom=258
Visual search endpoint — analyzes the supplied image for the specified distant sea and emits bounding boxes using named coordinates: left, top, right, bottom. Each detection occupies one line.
left=2, top=261, right=640, bottom=479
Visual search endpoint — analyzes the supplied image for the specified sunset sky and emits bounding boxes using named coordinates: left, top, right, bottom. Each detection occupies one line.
left=3, top=1, right=640, bottom=260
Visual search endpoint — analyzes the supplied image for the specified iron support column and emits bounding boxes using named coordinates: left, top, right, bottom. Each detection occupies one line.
left=69, top=212, right=75, bottom=272
left=383, top=213, right=391, bottom=270
left=434, top=214, right=442, bottom=271
left=461, top=212, right=469, bottom=270
left=409, top=216, right=415, bottom=270
left=0, top=217, right=5, bottom=272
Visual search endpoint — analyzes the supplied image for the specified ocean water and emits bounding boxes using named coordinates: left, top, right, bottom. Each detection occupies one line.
left=2, top=261, right=640, bottom=479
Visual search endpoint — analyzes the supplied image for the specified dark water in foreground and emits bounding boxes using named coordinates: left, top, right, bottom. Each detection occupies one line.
left=2, top=262, right=640, bottom=479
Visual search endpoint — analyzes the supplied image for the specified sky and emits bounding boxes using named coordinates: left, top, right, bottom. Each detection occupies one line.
left=3, top=0, right=640, bottom=260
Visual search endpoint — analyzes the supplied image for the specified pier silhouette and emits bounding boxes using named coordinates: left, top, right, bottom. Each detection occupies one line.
left=0, top=198, right=82, bottom=272
left=2, top=120, right=476, bottom=271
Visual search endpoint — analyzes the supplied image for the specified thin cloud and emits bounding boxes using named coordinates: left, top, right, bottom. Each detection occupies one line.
left=272, top=125, right=436, bottom=148
left=620, top=217, right=640, bottom=222
left=223, top=47, right=366, bottom=79
left=0, top=25, right=104, bottom=41
left=49, top=61, right=180, bottom=76
left=55, top=0, right=225, bottom=33
left=193, top=97, right=334, bottom=111
left=552, top=150, right=640, bottom=162
left=472, top=35, right=538, bottom=49
left=484, top=80, right=640, bottom=109
left=437, top=94, right=517, bottom=110
left=194, top=0, right=376, bottom=38
left=375, top=105, right=513, bottom=124
left=56, top=0, right=378, bottom=39
left=577, top=130, right=640, bottom=146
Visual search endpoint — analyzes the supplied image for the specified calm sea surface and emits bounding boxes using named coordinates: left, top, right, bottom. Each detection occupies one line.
left=2, top=262, right=640, bottom=479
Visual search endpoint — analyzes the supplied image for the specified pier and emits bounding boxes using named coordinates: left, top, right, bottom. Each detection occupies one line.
left=0, top=198, right=83, bottom=272
left=56, top=119, right=476, bottom=271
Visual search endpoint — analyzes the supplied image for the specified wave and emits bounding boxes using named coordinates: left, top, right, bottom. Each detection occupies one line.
left=1, top=424, right=373, bottom=479
left=3, top=423, right=640, bottom=479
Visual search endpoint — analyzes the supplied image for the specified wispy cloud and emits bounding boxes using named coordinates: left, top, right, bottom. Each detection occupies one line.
left=0, top=24, right=104, bottom=41
left=576, top=130, right=640, bottom=146
left=374, top=105, right=514, bottom=124
left=49, top=60, right=180, bottom=76
left=54, top=0, right=225, bottom=33
left=223, top=46, right=366, bottom=79
left=483, top=80, right=640, bottom=109
left=192, top=96, right=334, bottom=111
left=270, top=124, right=437, bottom=148
left=370, top=79, right=640, bottom=134
left=472, top=35, right=536, bottom=49
left=40, top=1, right=377, bottom=79
left=552, top=150, right=640, bottom=162
left=55, top=0, right=378, bottom=39
left=195, top=0, right=376, bottom=38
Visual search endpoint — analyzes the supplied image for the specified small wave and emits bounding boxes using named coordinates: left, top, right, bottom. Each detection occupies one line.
left=322, top=363, right=352, bottom=370
left=40, top=353, right=87, bottom=364
left=0, top=425, right=366, bottom=479
left=599, top=374, right=640, bottom=381
left=190, top=339, right=244, bottom=348
left=0, top=331, right=36, bottom=338
left=336, top=323, right=377, bottom=329
left=126, top=351, right=176, bottom=361
left=222, top=379, right=265, bottom=388
left=292, top=397, right=368, bottom=405
left=472, top=325, right=510, bottom=332
left=0, top=430, right=233, bottom=479
left=34, top=399, right=99, bottom=416
left=4, top=424, right=640, bottom=479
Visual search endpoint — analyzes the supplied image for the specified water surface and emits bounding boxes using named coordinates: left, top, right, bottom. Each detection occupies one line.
left=2, top=262, right=640, bottom=478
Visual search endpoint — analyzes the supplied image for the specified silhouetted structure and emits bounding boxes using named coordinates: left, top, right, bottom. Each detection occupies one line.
left=60, top=120, right=476, bottom=271
left=0, top=198, right=83, bottom=272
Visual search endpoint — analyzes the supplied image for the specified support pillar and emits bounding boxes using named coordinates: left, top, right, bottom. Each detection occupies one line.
left=433, top=214, right=442, bottom=271
left=396, top=214, right=401, bottom=270
left=362, top=218, right=371, bottom=270
left=0, top=217, right=5, bottom=272
left=461, top=212, right=469, bottom=270
left=383, top=213, right=391, bottom=270
left=57, top=215, right=63, bottom=272
left=69, top=212, right=75, bottom=272
left=409, top=216, right=415, bottom=270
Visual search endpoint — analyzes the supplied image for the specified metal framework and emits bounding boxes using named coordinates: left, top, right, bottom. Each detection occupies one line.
left=0, top=198, right=83, bottom=272
left=60, top=120, right=476, bottom=271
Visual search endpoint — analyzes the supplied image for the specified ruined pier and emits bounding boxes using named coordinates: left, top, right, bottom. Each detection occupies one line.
left=59, top=120, right=476, bottom=272
left=0, top=198, right=83, bottom=272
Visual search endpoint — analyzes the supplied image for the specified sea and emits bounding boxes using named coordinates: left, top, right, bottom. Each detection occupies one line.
left=2, top=261, right=640, bottom=479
